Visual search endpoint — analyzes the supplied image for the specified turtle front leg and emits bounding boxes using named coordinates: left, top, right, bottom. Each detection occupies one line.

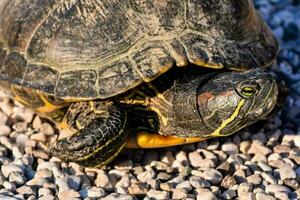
left=49, top=101, right=128, bottom=167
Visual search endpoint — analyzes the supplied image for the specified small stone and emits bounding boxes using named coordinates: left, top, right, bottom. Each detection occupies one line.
left=195, top=188, right=217, bottom=200
left=172, top=188, right=188, bottom=199
left=200, top=169, right=223, bottom=185
left=1, top=164, right=23, bottom=178
left=189, top=151, right=215, bottom=168
left=35, top=169, right=53, bottom=180
left=38, top=188, right=53, bottom=197
left=38, top=195, right=55, bottom=200
left=58, top=189, right=80, bottom=199
left=0, top=125, right=11, bottom=136
left=279, top=164, right=296, bottom=180
left=257, top=161, right=272, bottom=172
left=275, top=192, right=289, bottom=200
left=137, top=169, right=155, bottom=182
left=27, top=178, right=49, bottom=188
left=240, top=141, right=251, bottom=154
left=265, top=184, right=291, bottom=194
left=67, top=175, right=81, bottom=191
left=128, top=182, right=148, bottom=195
left=274, top=145, right=291, bottom=154
left=221, top=175, right=236, bottom=188
left=157, top=172, right=172, bottom=181
left=189, top=176, right=210, bottom=189
left=176, top=180, right=192, bottom=192
left=256, top=192, right=276, bottom=200
left=251, top=153, right=267, bottom=162
left=37, top=161, right=57, bottom=171
left=30, top=132, right=47, bottom=143
left=160, top=182, right=172, bottom=191
left=40, top=123, right=55, bottom=136
left=221, top=142, right=239, bottom=155
left=222, top=189, right=236, bottom=199
left=261, top=172, right=277, bottom=184
left=237, top=183, right=253, bottom=197
left=147, top=189, right=169, bottom=200
left=207, top=140, right=219, bottom=150
left=8, top=172, right=26, bottom=186
left=3, top=181, right=16, bottom=192
left=16, top=186, right=34, bottom=196
left=284, top=178, right=299, bottom=190
left=95, top=172, right=116, bottom=191
left=150, top=161, right=173, bottom=173
left=12, top=146, right=23, bottom=159
left=246, top=174, right=262, bottom=185
left=248, top=141, right=272, bottom=156
left=86, top=187, right=105, bottom=198
left=32, top=116, right=42, bottom=130
left=12, top=122, right=27, bottom=133
left=32, top=150, right=49, bottom=160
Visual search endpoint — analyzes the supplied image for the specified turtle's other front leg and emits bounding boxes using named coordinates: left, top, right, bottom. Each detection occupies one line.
left=49, top=101, right=128, bottom=167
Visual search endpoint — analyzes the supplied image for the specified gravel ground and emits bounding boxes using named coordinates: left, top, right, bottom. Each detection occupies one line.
left=0, top=1, right=300, bottom=200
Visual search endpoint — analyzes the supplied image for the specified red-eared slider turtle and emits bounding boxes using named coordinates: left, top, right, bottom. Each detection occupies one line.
left=0, top=0, right=278, bottom=167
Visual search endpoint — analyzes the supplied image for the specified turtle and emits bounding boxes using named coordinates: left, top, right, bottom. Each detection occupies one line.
left=0, top=0, right=279, bottom=167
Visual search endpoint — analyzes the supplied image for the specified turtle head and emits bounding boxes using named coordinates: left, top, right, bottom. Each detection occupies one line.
left=196, top=68, right=278, bottom=137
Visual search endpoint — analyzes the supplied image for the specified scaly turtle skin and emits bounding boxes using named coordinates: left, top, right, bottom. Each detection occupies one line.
left=0, top=0, right=278, bottom=167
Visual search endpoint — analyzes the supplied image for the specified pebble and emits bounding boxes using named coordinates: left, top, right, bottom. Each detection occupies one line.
left=176, top=180, right=192, bottom=192
left=1, top=164, right=23, bottom=178
left=85, top=187, right=105, bottom=198
left=172, top=188, right=188, bottom=199
left=265, top=184, right=291, bottom=194
left=8, top=172, right=26, bottom=186
left=147, top=189, right=170, bottom=200
left=189, top=176, right=210, bottom=188
left=58, top=189, right=80, bottom=199
left=200, top=169, right=223, bottom=184
left=247, top=141, right=272, bottom=156
left=195, top=188, right=217, bottom=200
left=137, top=169, right=156, bottom=182
left=221, top=142, right=239, bottom=155
left=221, top=175, right=236, bottom=188
left=222, top=189, right=236, bottom=199
left=246, top=174, right=262, bottom=185
left=237, top=183, right=253, bottom=197
left=279, top=164, right=296, bottom=180
left=256, top=192, right=276, bottom=200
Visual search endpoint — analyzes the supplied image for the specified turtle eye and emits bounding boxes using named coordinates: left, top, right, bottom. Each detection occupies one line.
left=241, top=87, right=256, bottom=97
left=237, top=81, right=260, bottom=98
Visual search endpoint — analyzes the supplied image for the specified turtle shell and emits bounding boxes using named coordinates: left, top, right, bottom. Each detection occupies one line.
left=0, top=0, right=278, bottom=100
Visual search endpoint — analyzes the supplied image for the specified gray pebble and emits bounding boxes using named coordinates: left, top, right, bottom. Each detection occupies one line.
left=189, top=176, right=210, bottom=189
left=200, top=169, right=223, bottom=185
left=176, top=180, right=192, bottom=192
left=257, top=161, right=273, bottom=172
left=221, top=142, right=239, bottom=155
left=222, top=189, right=236, bottom=199
left=261, top=172, right=277, bottom=184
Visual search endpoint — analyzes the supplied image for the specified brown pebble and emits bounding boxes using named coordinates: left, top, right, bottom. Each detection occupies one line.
left=221, top=175, right=236, bottom=188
